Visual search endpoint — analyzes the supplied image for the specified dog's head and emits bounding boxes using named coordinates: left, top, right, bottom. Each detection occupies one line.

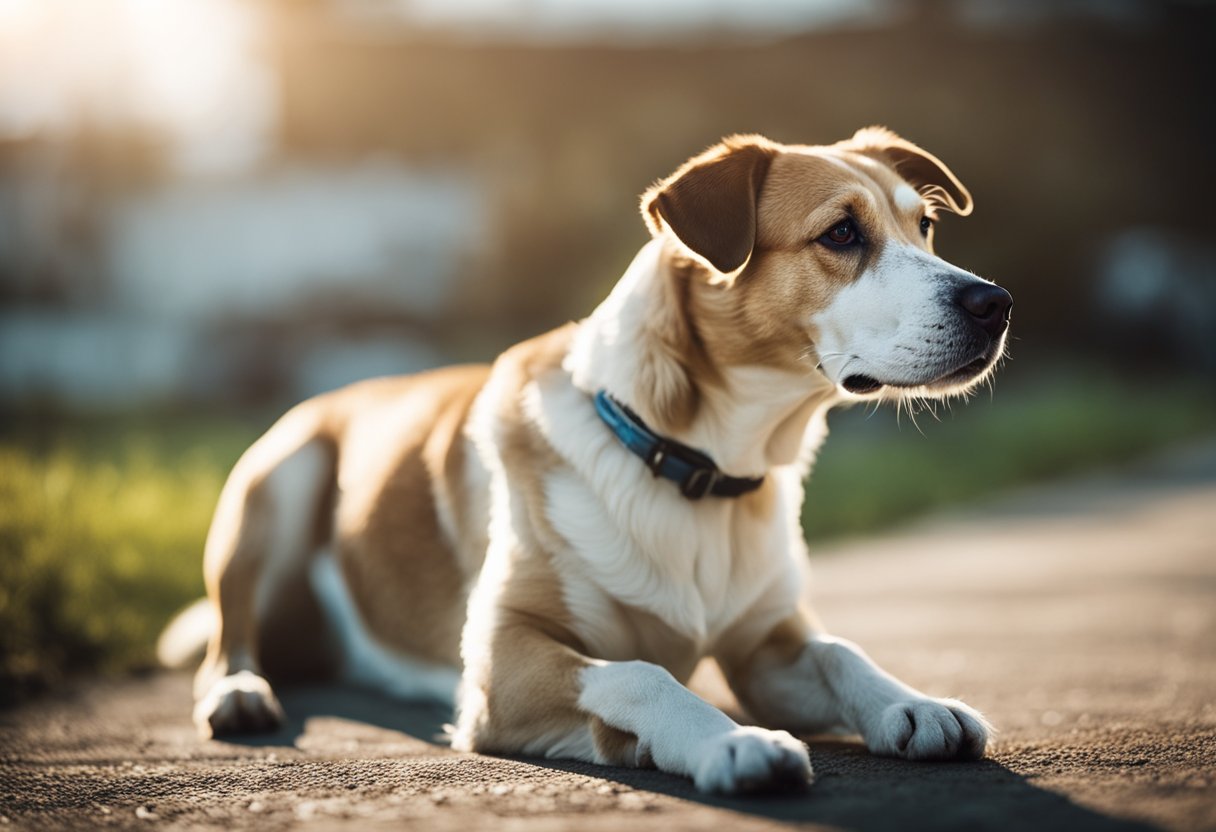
left=642, top=128, right=1011, bottom=402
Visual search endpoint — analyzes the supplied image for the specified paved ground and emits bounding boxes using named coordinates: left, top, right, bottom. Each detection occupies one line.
left=2, top=444, right=1215, bottom=831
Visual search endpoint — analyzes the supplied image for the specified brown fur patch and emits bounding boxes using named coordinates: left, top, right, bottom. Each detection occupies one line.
left=464, top=572, right=592, bottom=753
left=843, top=126, right=973, bottom=216
left=591, top=717, right=642, bottom=767
left=453, top=323, right=604, bottom=752
left=642, top=136, right=777, bottom=274
left=490, top=323, right=579, bottom=556
left=332, top=366, right=491, bottom=667
left=627, top=245, right=723, bottom=433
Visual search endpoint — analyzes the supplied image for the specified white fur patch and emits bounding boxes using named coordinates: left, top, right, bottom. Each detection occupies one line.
left=803, top=636, right=991, bottom=759
left=156, top=596, right=214, bottom=669
left=193, top=669, right=284, bottom=737
left=578, top=661, right=811, bottom=793
left=737, top=633, right=990, bottom=760
left=866, top=698, right=991, bottom=760
left=894, top=183, right=923, bottom=213
left=812, top=242, right=986, bottom=391
left=251, top=439, right=331, bottom=623
left=526, top=371, right=804, bottom=649
left=676, top=365, right=834, bottom=476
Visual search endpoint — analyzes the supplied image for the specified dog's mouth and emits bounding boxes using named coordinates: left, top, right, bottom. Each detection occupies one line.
left=841, top=374, right=884, bottom=395
left=923, top=354, right=995, bottom=389
left=841, top=354, right=993, bottom=396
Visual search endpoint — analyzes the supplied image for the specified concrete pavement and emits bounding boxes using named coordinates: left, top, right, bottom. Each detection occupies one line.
left=2, top=443, right=1214, bottom=831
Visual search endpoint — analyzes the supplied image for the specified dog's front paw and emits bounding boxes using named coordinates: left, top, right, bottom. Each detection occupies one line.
left=193, top=670, right=285, bottom=738
left=692, top=727, right=813, bottom=794
left=866, top=698, right=990, bottom=761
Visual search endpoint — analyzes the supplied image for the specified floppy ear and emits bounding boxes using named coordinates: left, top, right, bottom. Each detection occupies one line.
left=641, top=136, right=777, bottom=273
left=847, top=126, right=973, bottom=216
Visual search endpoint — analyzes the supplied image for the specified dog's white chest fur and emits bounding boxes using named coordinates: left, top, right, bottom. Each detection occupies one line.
left=524, top=363, right=807, bottom=665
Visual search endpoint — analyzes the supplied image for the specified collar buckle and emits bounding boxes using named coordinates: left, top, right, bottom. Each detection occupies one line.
left=646, top=441, right=669, bottom=477
left=679, top=466, right=718, bottom=500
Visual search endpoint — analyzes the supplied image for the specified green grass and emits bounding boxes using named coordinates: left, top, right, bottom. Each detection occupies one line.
left=1, top=372, right=1214, bottom=702
left=0, top=415, right=262, bottom=703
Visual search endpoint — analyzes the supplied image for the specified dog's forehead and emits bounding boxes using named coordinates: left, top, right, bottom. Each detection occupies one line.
left=757, top=148, right=923, bottom=245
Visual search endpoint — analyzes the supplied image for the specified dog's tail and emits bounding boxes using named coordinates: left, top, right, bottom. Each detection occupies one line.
left=156, top=597, right=214, bottom=670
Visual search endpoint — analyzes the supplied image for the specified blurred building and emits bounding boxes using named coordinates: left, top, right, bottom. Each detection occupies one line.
left=0, top=0, right=486, bottom=407
left=0, top=158, right=483, bottom=405
left=1, top=0, right=1213, bottom=410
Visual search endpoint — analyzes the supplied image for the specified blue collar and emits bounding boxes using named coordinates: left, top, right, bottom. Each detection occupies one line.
left=593, top=389, right=765, bottom=501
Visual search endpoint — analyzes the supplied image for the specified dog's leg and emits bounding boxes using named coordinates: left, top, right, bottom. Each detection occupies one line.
left=193, top=426, right=333, bottom=738
left=451, top=616, right=812, bottom=794
left=578, top=659, right=813, bottom=793
left=719, top=612, right=990, bottom=760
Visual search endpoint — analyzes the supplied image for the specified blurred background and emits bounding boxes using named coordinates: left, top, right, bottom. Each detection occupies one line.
left=2, top=0, right=1214, bottom=701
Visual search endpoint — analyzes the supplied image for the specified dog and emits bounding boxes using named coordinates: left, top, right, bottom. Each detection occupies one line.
left=166, top=127, right=1011, bottom=794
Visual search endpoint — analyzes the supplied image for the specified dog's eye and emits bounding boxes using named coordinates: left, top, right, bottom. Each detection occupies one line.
left=920, top=216, right=933, bottom=236
left=820, top=219, right=859, bottom=248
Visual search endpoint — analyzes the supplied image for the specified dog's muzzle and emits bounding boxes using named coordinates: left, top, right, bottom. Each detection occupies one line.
left=840, top=281, right=1012, bottom=394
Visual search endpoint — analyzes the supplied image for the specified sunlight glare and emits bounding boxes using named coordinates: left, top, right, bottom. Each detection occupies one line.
left=0, top=0, right=272, bottom=174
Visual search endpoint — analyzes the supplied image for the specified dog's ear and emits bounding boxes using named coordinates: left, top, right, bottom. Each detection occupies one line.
left=846, top=126, right=973, bottom=216
left=641, top=136, right=777, bottom=274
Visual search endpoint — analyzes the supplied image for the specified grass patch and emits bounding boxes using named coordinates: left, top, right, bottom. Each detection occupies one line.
left=0, top=414, right=262, bottom=704
left=1, top=371, right=1214, bottom=701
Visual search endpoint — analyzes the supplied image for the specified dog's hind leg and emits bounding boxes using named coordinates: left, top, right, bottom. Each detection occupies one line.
left=193, top=409, right=335, bottom=738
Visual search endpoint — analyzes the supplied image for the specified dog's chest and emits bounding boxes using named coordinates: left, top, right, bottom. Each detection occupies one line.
left=517, top=372, right=805, bottom=663
left=543, top=467, right=800, bottom=662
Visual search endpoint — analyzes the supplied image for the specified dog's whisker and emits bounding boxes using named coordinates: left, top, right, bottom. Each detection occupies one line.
left=922, top=397, right=942, bottom=423
left=904, top=393, right=928, bottom=436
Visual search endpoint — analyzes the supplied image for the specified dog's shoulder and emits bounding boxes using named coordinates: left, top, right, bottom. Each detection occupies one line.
left=493, top=323, right=580, bottom=386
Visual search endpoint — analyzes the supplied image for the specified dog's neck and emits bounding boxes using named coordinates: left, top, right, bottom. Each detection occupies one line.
left=566, top=238, right=839, bottom=478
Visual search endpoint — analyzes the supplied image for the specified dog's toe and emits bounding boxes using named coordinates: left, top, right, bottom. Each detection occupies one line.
left=868, top=698, right=990, bottom=761
left=194, top=670, right=285, bottom=738
left=692, top=727, right=813, bottom=795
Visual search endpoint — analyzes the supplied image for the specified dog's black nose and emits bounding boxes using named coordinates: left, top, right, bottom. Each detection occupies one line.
left=956, top=283, right=1013, bottom=338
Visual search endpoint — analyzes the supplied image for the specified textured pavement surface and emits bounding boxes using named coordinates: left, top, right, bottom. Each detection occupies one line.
left=2, top=444, right=1214, bottom=831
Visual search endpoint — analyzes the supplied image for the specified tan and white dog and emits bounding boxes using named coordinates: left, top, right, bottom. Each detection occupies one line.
left=169, top=128, right=1012, bottom=794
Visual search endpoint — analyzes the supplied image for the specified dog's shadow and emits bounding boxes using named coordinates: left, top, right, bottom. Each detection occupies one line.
left=233, top=684, right=1157, bottom=832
